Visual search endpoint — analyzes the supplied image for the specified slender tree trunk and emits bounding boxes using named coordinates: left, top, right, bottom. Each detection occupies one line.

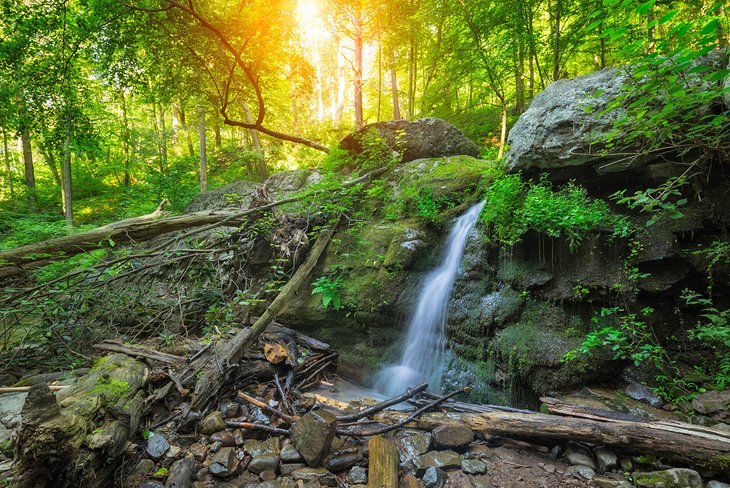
left=120, top=91, right=131, bottom=187
left=291, top=78, right=300, bottom=132
left=551, top=0, right=562, bottom=81
left=408, top=36, right=416, bottom=119
left=498, top=97, right=508, bottom=159
left=198, top=104, right=208, bottom=193
left=62, top=131, right=73, bottom=225
left=315, top=40, right=324, bottom=121
left=243, top=100, right=264, bottom=176
left=158, top=102, right=168, bottom=165
left=377, top=32, right=382, bottom=122
left=335, top=41, right=346, bottom=125
left=391, top=52, right=402, bottom=121
left=179, top=103, right=195, bottom=157
left=2, top=129, right=14, bottom=203
left=172, top=102, right=180, bottom=148
left=20, top=128, right=35, bottom=208
left=40, top=145, right=61, bottom=188
left=214, top=126, right=222, bottom=150
left=353, top=2, right=364, bottom=129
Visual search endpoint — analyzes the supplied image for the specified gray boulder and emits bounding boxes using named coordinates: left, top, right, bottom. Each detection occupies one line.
left=290, top=411, right=337, bottom=467
left=340, top=118, right=480, bottom=163
left=633, top=468, right=702, bottom=488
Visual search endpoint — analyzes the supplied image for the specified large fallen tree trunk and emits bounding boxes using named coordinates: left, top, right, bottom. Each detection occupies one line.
left=0, top=168, right=388, bottom=280
left=372, top=407, right=730, bottom=473
left=16, top=354, right=148, bottom=487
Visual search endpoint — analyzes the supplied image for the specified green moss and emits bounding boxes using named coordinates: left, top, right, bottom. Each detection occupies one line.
left=90, top=378, right=130, bottom=402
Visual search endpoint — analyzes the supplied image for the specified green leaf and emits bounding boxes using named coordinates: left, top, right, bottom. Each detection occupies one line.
left=588, top=19, right=603, bottom=30
left=635, top=0, right=655, bottom=15
left=700, top=19, right=719, bottom=35
left=659, top=10, right=678, bottom=24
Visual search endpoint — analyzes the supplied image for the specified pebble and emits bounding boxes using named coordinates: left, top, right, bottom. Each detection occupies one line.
left=248, top=454, right=279, bottom=474
left=422, top=466, right=447, bottom=488
left=189, top=443, right=207, bottom=462
left=347, top=465, right=368, bottom=485
left=145, top=432, right=170, bottom=460
left=280, top=443, right=304, bottom=462
left=564, top=465, right=595, bottom=481
left=461, top=459, right=487, bottom=475
left=210, top=430, right=235, bottom=447
left=199, top=411, right=226, bottom=435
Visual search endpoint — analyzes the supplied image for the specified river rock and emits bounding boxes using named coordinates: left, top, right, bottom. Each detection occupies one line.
left=146, top=432, right=170, bottom=460
left=422, top=466, right=447, bottom=488
left=594, top=446, right=618, bottom=473
left=126, top=459, right=156, bottom=486
left=461, top=459, right=487, bottom=475
left=564, top=465, right=595, bottom=481
left=291, top=467, right=337, bottom=486
left=290, top=411, right=337, bottom=467
left=280, top=463, right=306, bottom=475
left=432, top=423, right=474, bottom=449
left=280, top=443, right=303, bottom=462
left=625, top=382, right=664, bottom=408
left=347, top=465, right=368, bottom=485
left=692, top=390, right=730, bottom=414
left=594, top=477, right=633, bottom=488
left=199, top=411, right=226, bottom=435
left=340, top=118, right=480, bottom=163
left=248, top=454, right=279, bottom=474
left=189, top=443, right=207, bottom=462
left=397, top=431, right=432, bottom=460
left=210, top=431, right=235, bottom=447
left=325, top=451, right=363, bottom=472
left=244, top=437, right=280, bottom=457
left=220, top=398, right=240, bottom=419
left=564, top=442, right=595, bottom=470
left=417, top=450, right=462, bottom=469
left=633, top=468, right=702, bottom=488
left=139, top=482, right=164, bottom=488
left=0, top=392, right=26, bottom=446
left=707, top=481, right=730, bottom=488
left=209, top=447, right=236, bottom=477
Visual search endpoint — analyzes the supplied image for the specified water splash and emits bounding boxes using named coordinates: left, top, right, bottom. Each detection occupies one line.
left=376, top=200, right=485, bottom=396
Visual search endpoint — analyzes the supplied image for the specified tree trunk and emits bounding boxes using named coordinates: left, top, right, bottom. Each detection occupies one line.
left=2, top=129, right=14, bottom=203
left=408, top=36, right=416, bottom=119
left=551, top=0, right=562, bottom=81
left=39, top=145, right=61, bottom=188
left=179, top=102, right=195, bottom=157
left=291, top=78, right=300, bottom=132
left=377, top=33, right=382, bottom=122
left=335, top=40, right=346, bottom=125
left=120, top=91, right=131, bottom=187
left=172, top=101, right=180, bottom=147
left=315, top=40, right=324, bottom=122
left=498, top=97, right=508, bottom=159
left=372, top=407, right=730, bottom=474
left=20, top=129, right=35, bottom=208
left=243, top=101, right=266, bottom=181
left=16, top=355, right=148, bottom=487
left=353, top=2, right=364, bottom=129
left=198, top=104, right=208, bottom=193
left=158, top=102, right=168, bottom=165
left=61, top=131, right=73, bottom=225
left=391, top=52, right=402, bottom=121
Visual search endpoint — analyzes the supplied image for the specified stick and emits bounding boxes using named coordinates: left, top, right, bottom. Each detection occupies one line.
left=225, top=421, right=290, bottom=436
left=236, top=391, right=298, bottom=424
left=0, top=385, right=68, bottom=394
left=274, top=373, right=293, bottom=414
left=336, top=383, right=428, bottom=423
left=337, top=387, right=470, bottom=437
left=299, top=361, right=335, bottom=390
left=93, top=340, right=185, bottom=365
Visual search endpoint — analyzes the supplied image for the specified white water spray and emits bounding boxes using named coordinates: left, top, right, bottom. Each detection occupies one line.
left=377, top=200, right=485, bottom=396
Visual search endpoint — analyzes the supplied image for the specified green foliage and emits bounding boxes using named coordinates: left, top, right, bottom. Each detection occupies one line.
left=611, top=176, right=689, bottom=227
left=481, top=172, right=634, bottom=250
left=595, top=1, right=729, bottom=160
left=311, top=271, right=344, bottom=311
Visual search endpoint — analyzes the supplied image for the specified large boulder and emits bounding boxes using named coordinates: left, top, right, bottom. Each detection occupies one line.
left=505, top=67, right=630, bottom=174
left=506, top=52, right=727, bottom=176
left=340, top=118, right=480, bottom=162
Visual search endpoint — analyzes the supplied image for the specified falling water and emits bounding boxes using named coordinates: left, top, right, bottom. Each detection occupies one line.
left=377, top=200, right=486, bottom=396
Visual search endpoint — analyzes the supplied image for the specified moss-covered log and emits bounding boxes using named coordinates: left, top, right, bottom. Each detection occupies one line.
left=16, top=354, right=148, bottom=487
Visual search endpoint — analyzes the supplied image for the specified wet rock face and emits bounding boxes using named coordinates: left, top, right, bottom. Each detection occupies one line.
left=340, top=118, right=480, bottom=163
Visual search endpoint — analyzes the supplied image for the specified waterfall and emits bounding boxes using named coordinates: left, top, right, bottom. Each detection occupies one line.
left=377, top=200, right=485, bottom=396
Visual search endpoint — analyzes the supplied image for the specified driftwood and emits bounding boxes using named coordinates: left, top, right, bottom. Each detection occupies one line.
left=336, top=383, right=428, bottom=423
left=368, top=436, right=399, bottom=488
left=0, top=167, right=388, bottom=280
left=0, top=385, right=67, bottom=393
left=179, top=216, right=340, bottom=418
left=16, top=354, right=149, bottom=487
left=371, top=408, right=730, bottom=473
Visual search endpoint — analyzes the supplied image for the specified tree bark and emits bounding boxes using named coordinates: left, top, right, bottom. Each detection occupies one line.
left=2, top=129, right=14, bottom=203
left=335, top=40, right=347, bottom=125
left=62, top=131, right=74, bottom=225
left=39, top=145, right=61, bottom=188
left=198, top=103, right=208, bottom=192
left=372, top=408, right=730, bottom=473
left=179, top=102, right=196, bottom=157
left=391, top=52, right=402, bottom=121
left=20, top=128, right=35, bottom=208
left=353, top=2, right=364, bottom=129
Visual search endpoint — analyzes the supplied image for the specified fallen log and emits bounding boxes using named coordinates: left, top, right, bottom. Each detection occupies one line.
left=0, top=167, right=388, bottom=280
left=16, top=354, right=149, bottom=487
left=371, top=409, right=730, bottom=473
